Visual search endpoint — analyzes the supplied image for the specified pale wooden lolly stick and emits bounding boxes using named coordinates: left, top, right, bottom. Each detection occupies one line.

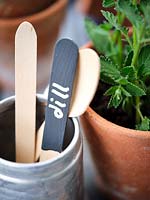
left=35, top=48, right=100, bottom=162
left=15, top=22, right=37, bottom=163
left=69, top=48, right=100, bottom=117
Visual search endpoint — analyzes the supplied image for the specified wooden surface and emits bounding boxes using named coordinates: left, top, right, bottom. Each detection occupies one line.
left=15, top=22, right=37, bottom=163
left=40, top=149, right=60, bottom=162
left=70, top=48, right=100, bottom=117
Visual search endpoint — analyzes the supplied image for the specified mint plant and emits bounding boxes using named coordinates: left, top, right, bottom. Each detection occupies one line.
left=85, top=0, right=150, bottom=130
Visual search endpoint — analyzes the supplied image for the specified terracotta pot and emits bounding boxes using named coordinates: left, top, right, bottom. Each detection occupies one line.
left=80, top=43, right=150, bottom=200
left=76, top=0, right=115, bottom=21
left=0, top=0, right=55, bottom=18
left=0, top=0, right=68, bottom=95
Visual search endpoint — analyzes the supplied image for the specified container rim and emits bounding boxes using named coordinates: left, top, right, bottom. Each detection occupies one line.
left=0, top=94, right=80, bottom=168
left=0, top=0, right=68, bottom=26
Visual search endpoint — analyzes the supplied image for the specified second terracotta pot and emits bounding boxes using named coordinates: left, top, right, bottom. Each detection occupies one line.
left=0, top=0, right=55, bottom=18
left=80, top=42, right=150, bottom=200
left=0, top=0, right=68, bottom=95
left=76, top=0, right=115, bottom=21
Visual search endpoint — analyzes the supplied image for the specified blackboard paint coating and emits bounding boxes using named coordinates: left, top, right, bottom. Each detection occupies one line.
left=42, top=39, right=78, bottom=153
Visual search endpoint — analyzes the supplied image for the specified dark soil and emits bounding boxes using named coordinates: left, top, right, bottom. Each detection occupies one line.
left=90, top=82, right=136, bottom=129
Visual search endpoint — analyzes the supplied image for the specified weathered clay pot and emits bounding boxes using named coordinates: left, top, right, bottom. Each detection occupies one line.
left=80, top=43, right=150, bottom=200
left=0, top=0, right=68, bottom=95
left=76, top=0, right=115, bottom=21
left=0, top=0, right=55, bottom=18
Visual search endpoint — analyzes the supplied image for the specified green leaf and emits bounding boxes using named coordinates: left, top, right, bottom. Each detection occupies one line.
left=103, top=0, right=115, bottom=7
left=144, top=28, right=150, bottom=40
left=104, top=86, right=119, bottom=96
left=100, top=22, right=113, bottom=30
left=139, top=80, right=147, bottom=92
left=124, top=51, right=133, bottom=66
left=101, top=10, right=131, bottom=47
left=140, top=0, right=150, bottom=34
left=138, top=64, right=150, bottom=77
left=121, top=66, right=134, bottom=76
left=124, top=82, right=146, bottom=96
left=85, top=18, right=112, bottom=56
left=116, top=78, right=128, bottom=85
left=117, top=0, right=143, bottom=29
left=121, top=66, right=136, bottom=81
left=138, top=45, right=150, bottom=66
left=138, top=45, right=150, bottom=77
left=101, top=10, right=128, bottom=34
left=105, top=85, right=131, bottom=97
left=108, top=87, right=123, bottom=108
left=100, top=74, right=116, bottom=85
left=124, top=45, right=133, bottom=60
left=136, top=117, right=150, bottom=131
left=119, top=26, right=129, bottom=38
left=121, top=87, right=131, bottom=97
left=100, top=56, right=121, bottom=83
left=101, top=11, right=117, bottom=27
left=122, top=97, right=133, bottom=114
left=105, top=85, right=131, bottom=108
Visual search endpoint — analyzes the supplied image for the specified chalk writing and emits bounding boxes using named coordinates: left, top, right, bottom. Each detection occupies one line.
left=48, top=83, right=69, bottom=119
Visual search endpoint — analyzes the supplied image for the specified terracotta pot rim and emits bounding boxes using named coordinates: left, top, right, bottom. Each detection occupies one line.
left=85, top=106, right=150, bottom=138
left=0, top=0, right=68, bottom=26
left=82, top=41, right=150, bottom=138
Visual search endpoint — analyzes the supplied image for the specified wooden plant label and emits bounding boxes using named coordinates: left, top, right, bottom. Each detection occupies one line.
left=15, top=22, right=37, bottom=163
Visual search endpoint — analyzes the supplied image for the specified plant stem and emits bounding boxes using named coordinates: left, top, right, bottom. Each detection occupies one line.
left=109, top=34, right=118, bottom=64
left=131, top=27, right=140, bottom=124
left=135, top=96, right=141, bottom=123
left=124, top=33, right=133, bottom=49
left=118, top=32, right=123, bottom=66
left=117, top=11, right=123, bottom=66
left=131, top=42, right=140, bottom=66
left=131, top=25, right=144, bottom=125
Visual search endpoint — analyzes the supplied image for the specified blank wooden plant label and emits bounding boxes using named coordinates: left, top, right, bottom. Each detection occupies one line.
left=15, top=22, right=37, bottom=163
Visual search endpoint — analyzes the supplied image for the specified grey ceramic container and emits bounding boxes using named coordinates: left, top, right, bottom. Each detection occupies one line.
left=0, top=96, right=83, bottom=200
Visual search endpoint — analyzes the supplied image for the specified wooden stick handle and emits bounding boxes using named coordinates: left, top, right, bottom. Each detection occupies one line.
left=35, top=122, right=60, bottom=161
left=15, top=22, right=37, bottom=163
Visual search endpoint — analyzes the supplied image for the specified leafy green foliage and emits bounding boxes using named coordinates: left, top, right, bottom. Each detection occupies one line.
left=140, top=0, right=150, bottom=39
left=85, top=18, right=112, bottom=56
left=101, top=10, right=131, bottom=47
left=117, top=0, right=143, bottom=30
left=124, top=82, right=145, bottom=96
left=140, top=0, right=150, bottom=22
left=120, top=66, right=135, bottom=81
left=101, top=10, right=117, bottom=26
left=138, top=45, right=150, bottom=77
left=100, top=56, right=120, bottom=83
left=85, top=0, right=150, bottom=130
left=136, top=117, right=150, bottom=131
left=103, top=0, right=115, bottom=8
left=124, top=51, right=133, bottom=66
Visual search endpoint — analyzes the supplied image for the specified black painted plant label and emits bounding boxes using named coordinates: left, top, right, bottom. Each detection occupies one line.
left=42, top=39, right=78, bottom=152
